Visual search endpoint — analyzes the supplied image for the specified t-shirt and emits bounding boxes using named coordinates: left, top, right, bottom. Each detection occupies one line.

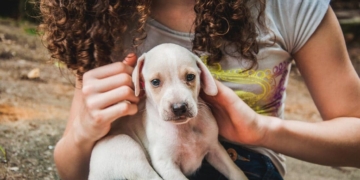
left=116, top=0, right=331, bottom=176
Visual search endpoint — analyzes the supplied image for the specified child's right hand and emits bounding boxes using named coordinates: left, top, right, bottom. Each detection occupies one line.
left=73, top=54, right=140, bottom=143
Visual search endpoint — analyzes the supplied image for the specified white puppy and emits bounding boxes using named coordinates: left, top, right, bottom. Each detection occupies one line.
left=89, top=43, right=248, bottom=180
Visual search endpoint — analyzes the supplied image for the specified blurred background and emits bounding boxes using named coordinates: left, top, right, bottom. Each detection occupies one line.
left=0, top=0, right=359, bottom=179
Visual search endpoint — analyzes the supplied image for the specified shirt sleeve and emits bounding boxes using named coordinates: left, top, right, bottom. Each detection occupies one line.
left=268, top=0, right=331, bottom=54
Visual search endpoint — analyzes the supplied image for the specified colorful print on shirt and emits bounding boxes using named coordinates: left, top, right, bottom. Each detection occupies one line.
left=201, top=55, right=289, bottom=116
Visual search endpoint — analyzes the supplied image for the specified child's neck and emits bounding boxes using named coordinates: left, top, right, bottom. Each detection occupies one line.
left=150, top=0, right=196, bottom=33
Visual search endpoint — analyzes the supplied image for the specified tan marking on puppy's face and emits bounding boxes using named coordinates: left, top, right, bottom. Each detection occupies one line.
left=141, top=47, right=201, bottom=124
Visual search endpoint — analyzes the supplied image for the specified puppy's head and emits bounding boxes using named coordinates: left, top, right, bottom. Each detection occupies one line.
left=132, top=43, right=217, bottom=124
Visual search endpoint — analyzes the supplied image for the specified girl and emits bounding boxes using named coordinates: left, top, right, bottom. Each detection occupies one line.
left=40, top=0, right=360, bottom=179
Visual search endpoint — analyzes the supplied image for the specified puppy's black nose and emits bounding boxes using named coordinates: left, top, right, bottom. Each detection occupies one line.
left=171, top=103, right=188, bottom=117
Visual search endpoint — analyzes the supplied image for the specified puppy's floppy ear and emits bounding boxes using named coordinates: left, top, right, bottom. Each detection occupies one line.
left=193, top=55, right=218, bottom=96
left=132, top=53, right=146, bottom=97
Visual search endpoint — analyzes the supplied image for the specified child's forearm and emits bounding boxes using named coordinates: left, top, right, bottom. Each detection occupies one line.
left=261, top=116, right=360, bottom=167
left=54, top=128, right=95, bottom=180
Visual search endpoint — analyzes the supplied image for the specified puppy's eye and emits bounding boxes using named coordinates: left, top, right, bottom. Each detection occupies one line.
left=186, top=74, right=195, bottom=82
left=151, top=79, right=161, bottom=87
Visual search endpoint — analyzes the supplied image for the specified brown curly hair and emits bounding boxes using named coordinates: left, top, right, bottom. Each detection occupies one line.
left=193, top=0, right=266, bottom=67
left=39, top=0, right=266, bottom=79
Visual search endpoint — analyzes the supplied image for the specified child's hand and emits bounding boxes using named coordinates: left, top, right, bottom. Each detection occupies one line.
left=75, top=54, right=140, bottom=142
left=200, top=80, right=268, bottom=146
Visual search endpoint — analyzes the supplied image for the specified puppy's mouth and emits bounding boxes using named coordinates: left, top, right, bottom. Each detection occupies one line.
left=161, top=102, right=197, bottom=124
left=165, top=114, right=194, bottom=124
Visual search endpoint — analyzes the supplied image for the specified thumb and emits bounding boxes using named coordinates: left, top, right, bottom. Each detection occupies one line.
left=200, top=87, right=218, bottom=104
left=122, top=53, right=137, bottom=67
left=200, top=80, right=233, bottom=106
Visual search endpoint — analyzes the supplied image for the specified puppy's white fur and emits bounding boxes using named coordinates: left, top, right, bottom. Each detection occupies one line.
left=89, top=44, right=248, bottom=180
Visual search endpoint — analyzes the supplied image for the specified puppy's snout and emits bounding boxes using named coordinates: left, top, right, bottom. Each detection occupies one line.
left=171, top=103, right=188, bottom=117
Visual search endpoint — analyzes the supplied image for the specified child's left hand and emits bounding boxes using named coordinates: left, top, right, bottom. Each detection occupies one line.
left=200, top=80, right=270, bottom=146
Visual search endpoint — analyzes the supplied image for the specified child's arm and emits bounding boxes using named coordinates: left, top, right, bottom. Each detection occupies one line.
left=202, top=7, right=360, bottom=167
left=54, top=54, right=139, bottom=180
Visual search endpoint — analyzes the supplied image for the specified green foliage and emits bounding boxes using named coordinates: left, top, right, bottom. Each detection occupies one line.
left=24, top=28, right=38, bottom=36
left=24, top=27, right=37, bottom=36
left=0, top=145, right=6, bottom=162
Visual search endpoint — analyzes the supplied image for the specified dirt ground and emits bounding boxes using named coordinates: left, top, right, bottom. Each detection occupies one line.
left=0, top=19, right=359, bottom=180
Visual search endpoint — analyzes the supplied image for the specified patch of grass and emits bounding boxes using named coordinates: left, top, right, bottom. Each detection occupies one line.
left=24, top=27, right=37, bottom=36
left=0, top=145, right=6, bottom=162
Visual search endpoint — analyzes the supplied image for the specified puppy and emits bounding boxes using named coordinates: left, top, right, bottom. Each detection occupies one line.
left=89, top=43, right=248, bottom=180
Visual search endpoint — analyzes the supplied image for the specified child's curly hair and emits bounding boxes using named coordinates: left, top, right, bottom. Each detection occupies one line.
left=40, top=0, right=266, bottom=79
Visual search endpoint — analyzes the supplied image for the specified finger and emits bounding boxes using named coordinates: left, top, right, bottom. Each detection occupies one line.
left=83, top=73, right=134, bottom=94
left=214, top=80, right=241, bottom=106
left=122, top=53, right=137, bottom=67
left=87, top=86, right=139, bottom=110
left=94, top=101, right=138, bottom=124
left=200, top=80, right=234, bottom=105
left=84, top=62, right=134, bottom=80
left=199, top=90, right=215, bottom=102
left=212, top=81, right=252, bottom=110
left=200, top=87, right=218, bottom=103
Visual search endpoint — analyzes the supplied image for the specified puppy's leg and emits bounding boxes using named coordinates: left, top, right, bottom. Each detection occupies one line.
left=89, top=135, right=162, bottom=180
left=206, top=142, right=248, bottom=180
